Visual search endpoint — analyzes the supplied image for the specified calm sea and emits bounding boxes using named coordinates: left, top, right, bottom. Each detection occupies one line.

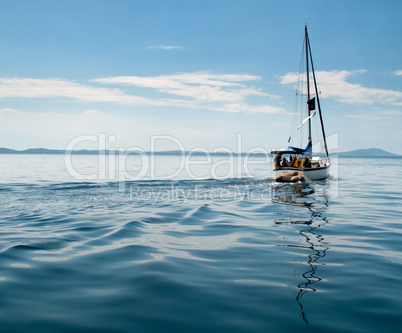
left=0, top=154, right=401, bottom=332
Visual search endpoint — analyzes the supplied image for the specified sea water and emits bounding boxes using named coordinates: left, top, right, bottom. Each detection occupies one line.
left=0, top=154, right=401, bottom=332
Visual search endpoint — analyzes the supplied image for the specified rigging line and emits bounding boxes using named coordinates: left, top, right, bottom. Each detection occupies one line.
left=300, top=37, right=306, bottom=148
left=290, top=88, right=298, bottom=145
left=314, top=118, right=321, bottom=153
left=289, top=40, right=306, bottom=147
left=307, top=35, right=329, bottom=157
left=297, top=38, right=306, bottom=148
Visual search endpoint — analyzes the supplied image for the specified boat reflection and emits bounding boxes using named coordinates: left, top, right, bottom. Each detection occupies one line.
left=272, top=182, right=329, bottom=324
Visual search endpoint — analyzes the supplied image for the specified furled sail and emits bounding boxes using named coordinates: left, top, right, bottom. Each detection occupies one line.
left=297, top=111, right=316, bottom=130
left=289, top=142, right=312, bottom=155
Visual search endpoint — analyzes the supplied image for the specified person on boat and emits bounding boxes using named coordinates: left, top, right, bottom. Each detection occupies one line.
left=287, top=157, right=293, bottom=167
left=274, top=155, right=281, bottom=169
left=304, top=157, right=311, bottom=168
left=281, top=157, right=288, bottom=168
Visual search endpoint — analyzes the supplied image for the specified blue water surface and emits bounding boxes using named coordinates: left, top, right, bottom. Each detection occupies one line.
left=0, top=155, right=401, bottom=332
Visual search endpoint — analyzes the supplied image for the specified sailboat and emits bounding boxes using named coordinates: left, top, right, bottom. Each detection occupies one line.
left=271, top=26, right=330, bottom=181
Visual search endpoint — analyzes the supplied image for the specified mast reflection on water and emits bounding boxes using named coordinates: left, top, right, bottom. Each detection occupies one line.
left=272, top=182, right=329, bottom=324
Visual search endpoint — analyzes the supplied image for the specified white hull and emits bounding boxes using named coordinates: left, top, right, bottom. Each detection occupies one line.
left=303, top=165, right=330, bottom=180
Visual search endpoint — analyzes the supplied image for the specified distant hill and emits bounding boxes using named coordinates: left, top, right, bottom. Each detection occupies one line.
left=338, top=148, right=400, bottom=157
left=0, top=148, right=17, bottom=154
left=1, top=147, right=399, bottom=157
left=0, top=147, right=81, bottom=154
left=0, top=147, right=267, bottom=156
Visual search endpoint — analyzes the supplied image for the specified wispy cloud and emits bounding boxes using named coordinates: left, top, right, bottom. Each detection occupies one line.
left=280, top=70, right=402, bottom=106
left=0, top=78, right=153, bottom=104
left=0, top=107, right=168, bottom=149
left=92, top=72, right=285, bottom=113
left=0, top=73, right=285, bottom=114
left=145, top=45, right=183, bottom=50
left=345, top=109, right=402, bottom=121
left=93, top=72, right=271, bottom=103
left=394, top=70, right=402, bottom=76
left=381, top=110, right=402, bottom=115
left=345, top=114, right=381, bottom=120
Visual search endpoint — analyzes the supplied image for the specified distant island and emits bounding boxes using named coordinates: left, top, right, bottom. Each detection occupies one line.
left=0, top=147, right=267, bottom=156
left=338, top=148, right=401, bottom=158
left=0, top=147, right=400, bottom=157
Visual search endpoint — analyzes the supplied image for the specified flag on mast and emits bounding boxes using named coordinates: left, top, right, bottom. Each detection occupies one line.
left=308, top=97, right=315, bottom=111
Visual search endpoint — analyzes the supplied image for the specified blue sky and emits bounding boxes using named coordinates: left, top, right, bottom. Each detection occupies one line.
left=0, top=0, right=401, bottom=153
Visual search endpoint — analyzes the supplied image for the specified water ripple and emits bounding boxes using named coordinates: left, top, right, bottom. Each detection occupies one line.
left=0, top=158, right=401, bottom=331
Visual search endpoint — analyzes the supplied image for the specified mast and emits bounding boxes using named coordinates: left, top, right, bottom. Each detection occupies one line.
left=307, top=30, right=329, bottom=158
left=305, top=25, right=312, bottom=145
